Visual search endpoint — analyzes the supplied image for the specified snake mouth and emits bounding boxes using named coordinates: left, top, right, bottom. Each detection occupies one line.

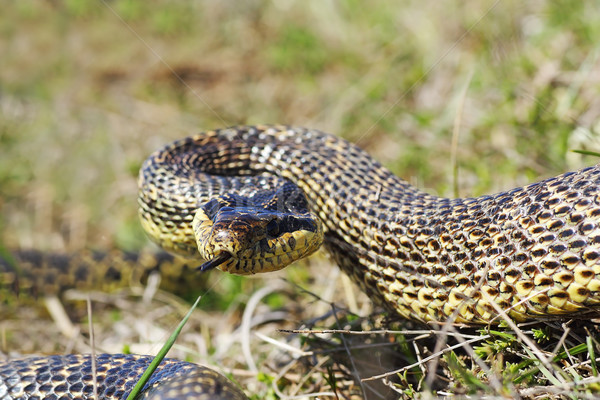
left=192, top=199, right=324, bottom=275
left=197, top=252, right=233, bottom=272
left=196, top=226, right=322, bottom=275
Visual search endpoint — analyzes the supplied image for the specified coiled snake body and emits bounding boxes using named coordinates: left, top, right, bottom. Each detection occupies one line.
left=5, top=125, right=600, bottom=398
left=139, top=125, right=600, bottom=324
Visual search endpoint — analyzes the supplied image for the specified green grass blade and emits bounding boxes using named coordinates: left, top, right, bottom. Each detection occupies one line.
left=572, top=149, right=600, bottom=158
left=513, top=343, right=589, bottom=384
left=125, top=294, right=202, bottom=400
left=588, top=335, right=598, bottom=376
left=444, top=351, right=490, bottom=392
left=522, top=347, right=561, bottom=386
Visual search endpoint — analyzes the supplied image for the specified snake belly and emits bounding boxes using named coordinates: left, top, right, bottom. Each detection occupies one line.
left=139, top=125, right=600, bottom=324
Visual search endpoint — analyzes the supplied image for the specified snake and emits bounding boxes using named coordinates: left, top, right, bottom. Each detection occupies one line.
left=138, top=125, right=600, bottom=324
left=4, top=124, right=600, bottom=398
left=0, top=354, right=246, bottom=399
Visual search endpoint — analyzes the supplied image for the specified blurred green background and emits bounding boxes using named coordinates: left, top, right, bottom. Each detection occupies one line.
left=1, top=0, right=599, bottom=253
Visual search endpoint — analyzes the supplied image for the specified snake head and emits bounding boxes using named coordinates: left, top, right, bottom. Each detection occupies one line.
left=193, top=198, right=323, bottom=275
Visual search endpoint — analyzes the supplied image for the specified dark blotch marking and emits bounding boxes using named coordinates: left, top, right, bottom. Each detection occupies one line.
left=570, top=213, right=584, bottom=224
left=520, top=281, right=535, bottom=290
left=579, top=269, right=594, bottom=279
left=456, top=276, right=470, bottom=286
left=531, top=248, right=547, bottom=258
left=410, top=252, right=424, bottom=263
left=554, top=205, right=572, bottom=216
left=523, top=265, right=538, bottom=275
left=539, top=233, right=556, bottom=243
left=568, top=239, right=586, bottom=251
left=513, top=253, right=528, bottom=262
left=497, top=257, right=510, bottom=267
left=561, top=255, right=580, bottom=266
left=547, top=220, right=564, bottom=231
left=550, top=291, right=568, bottom=299
left=530, top=226, right=545, bottom=235
left=287, top=236, right=296, bottom=250
left=537, top=277, right=553, bottom=287
left=584, top=250, right=600, bottom=262
left=463, top=262, right=475, bottom=272
left=442, top=280, right=455, bottom=288
left=541, top=260, right=560, bottom=270
left=446, top=265, right=459, bottom=274
left=558, top=228, right=576, bottom=240
left=505, top=269, right=521, bottom=278
left=487, top=271, right=501, bottom=281
left=549, top=243, right=567, bottom=254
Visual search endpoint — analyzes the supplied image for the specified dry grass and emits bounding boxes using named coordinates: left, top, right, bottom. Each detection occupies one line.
left=2, top=0, right=600, bottom=398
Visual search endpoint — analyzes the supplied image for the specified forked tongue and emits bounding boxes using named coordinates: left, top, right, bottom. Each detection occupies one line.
left=197, top=252, right=232, bottom=272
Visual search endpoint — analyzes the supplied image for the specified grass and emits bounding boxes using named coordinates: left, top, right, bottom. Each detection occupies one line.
left=1, top=0, right=600, bottom=399
left=124, top=294, right=203, bottom=400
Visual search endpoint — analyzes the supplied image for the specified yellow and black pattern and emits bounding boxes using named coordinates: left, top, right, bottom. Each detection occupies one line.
left=140, top=125, right=600, bottom=324
left=0, top=249, right=207, bottom=304
left=0, top=354, right=247, bottom=400
left=138, top=128, right=324, bottom=274
left=191, top=193, right=323, bottom=274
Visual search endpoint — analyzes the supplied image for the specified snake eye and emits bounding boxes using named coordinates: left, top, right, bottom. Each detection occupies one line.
left=266, top=219, right=280, bottom=237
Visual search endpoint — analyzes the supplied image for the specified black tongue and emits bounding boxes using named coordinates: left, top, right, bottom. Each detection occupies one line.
left=197, top=252, right=232, bottom=272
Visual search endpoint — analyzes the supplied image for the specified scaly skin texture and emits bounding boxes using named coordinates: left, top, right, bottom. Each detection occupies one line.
left=0, top=354, right=247, bottom=400
left=0, top=249, right=207, bottom=305
left=139, top=125, right=600, bottom=324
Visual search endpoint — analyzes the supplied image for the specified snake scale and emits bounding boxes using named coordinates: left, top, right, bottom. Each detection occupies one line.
left=4, top=125, right=600, bottom=398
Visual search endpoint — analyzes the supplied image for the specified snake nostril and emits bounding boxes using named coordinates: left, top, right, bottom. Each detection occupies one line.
left=266, top=219, right=280, bottom=237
